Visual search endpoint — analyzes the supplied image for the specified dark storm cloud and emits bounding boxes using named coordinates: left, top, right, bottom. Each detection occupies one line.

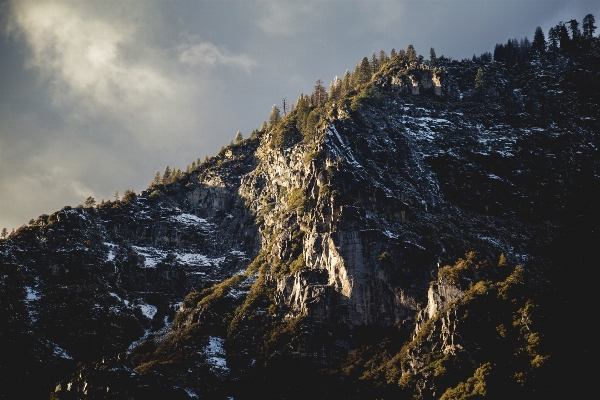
left=1, top=0, right=598, bottom=230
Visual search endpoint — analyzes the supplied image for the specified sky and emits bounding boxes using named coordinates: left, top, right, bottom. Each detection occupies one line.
left=1, top=0, right=599, bottom=231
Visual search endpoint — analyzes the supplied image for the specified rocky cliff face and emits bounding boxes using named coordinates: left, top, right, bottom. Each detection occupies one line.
left=2, top=37, right=599, bottom=399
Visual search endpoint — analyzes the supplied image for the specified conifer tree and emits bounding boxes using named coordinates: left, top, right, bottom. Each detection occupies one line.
left=557, top=22, right=570, bottom=48
left=152, top=171, right=161, bottom=186
left=378, top=49, right=388, bottom=65
left=547, top=27, right=559, bottom=51
left=162, top=166, right=171, bottom=185
left=84, top=196, right=96, bottom=208
left=370, top=52, right=379, bottom=74
left=171, top=168, right=181, bottom=182
left=397, top=49, right=407, bottom=62
left=329, top=77, right=342, bottom=102
left=235, top=131, right=243, bottom=144
left=269, top=105, right=281, bottom=126
left=342, top=69, right=352, bottom=94
left=114, top=191, right=120, bottom=201
left=498, top=253, right=508, bottom=268
left=122, top=189, right=136, bottom=203
left=1, top=228, right=7, bottom=239
left=532, top=27, right=546, bottom=54
left=390, top=48, right=396, bottom=58
left=352, top=63, right=361, bottom=86
left=582, top=14, right=596, bottom=38
left=475, top=68, right=485, bottom=91
left=429, top=47, right=437, bottom=63
left=358, top=57, right=371, bottom=85
left=260, top=121, right=268, bottom=132
left=407, top=45, right=417, bottom=64
left=312, top=78, right=327, bottom=106
left=568, top=19, right=581, bottom=41
left=295, top=94, right=310, bottom=132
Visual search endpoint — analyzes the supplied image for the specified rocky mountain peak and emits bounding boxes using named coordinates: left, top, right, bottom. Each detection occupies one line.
left=2, top=27, right=599, bottom=399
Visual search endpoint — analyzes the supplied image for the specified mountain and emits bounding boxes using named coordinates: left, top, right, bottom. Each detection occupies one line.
left=2, top=27, right=599, bottom=399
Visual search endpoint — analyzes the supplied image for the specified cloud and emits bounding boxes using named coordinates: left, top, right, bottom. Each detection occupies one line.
left=7, top=2, right=177, bottom=126
left=255, top=1, right=322, bottom=36
left=6, top=1, right=258, bottom=144
left=178, top=39, right=256, bottom=72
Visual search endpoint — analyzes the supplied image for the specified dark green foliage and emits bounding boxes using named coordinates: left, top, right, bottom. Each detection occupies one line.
left=370, top=51, right=379, bottom=74
left=302, top=107, right=326, bottom=140
left=582, top=14, right=596, bottom=38
left=271, top=111, right=302, bottom=148
left=269, top=104, right=281, bottom=126
left=532, top=26, right=546, bottom=53
left=122, top=189, right=136, bottom=203
left=568, top=19, right=581, bottom=41
left=406, top=44, right=417, bottom=64
left=286, top=187, right=308, bottom=215
left=350, top=86, right=381, bottom=113
left=312, top=78, right=327, bottom=107
left=358, top=56, right=371, bottom=86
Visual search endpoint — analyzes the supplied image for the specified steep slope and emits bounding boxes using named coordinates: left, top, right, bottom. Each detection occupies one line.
left=2, top=35, right=599, bottom=399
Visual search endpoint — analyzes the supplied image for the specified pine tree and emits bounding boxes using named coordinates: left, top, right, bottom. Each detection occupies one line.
left=557, top=22, right=570, bottom=49
left=84, top=196, right=96, bottom=208
left=493, top=43, right=504, bottom=62
left=475, top=68, right=485, bottom=91
left=582, top=14, right=596, bottom=38
left=532, top=26, right=546, bottom=54
left=568, top=19, right=581, bottom=41
left=397, top=49, right=407, bottom=62
left=358, top=57, right=371, bottom=85
left=122, top=189, right=136, bottom=203
left=370, top=52, right=379, bottom=74
left=429, top=47, right=437, bottom=63
left=520, top=37, right=531, bottom=61
left=329, top=77, right=342, bottom=102
left=260, top=121, right=268, bottom=132
left=498, top=253, right=508, bottom=268
left=407, top=45, right=417, bottom=64
left=153, top=171, right=161, bottom=186
left=547, top=27, right=559, bottom=51
left=162, top=166, right=171, bottom=185
left=235, top=131, right=243, bottom=144
left=390, top=48, right=396, bottom=58
left=312, top=78, right=327, bottom=106
left=342, top=69, right=352, bottom=95
left=269, top=105, right=281, bottom=126
left=295, top=94, right=310, bottom=132
left=1, top=228, right=8, bottom=239
left=114, top=191, right=120, bottom=201
left=171, top=168, right=182, bottom=182
left=378, top=49, right=388, bottom=66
